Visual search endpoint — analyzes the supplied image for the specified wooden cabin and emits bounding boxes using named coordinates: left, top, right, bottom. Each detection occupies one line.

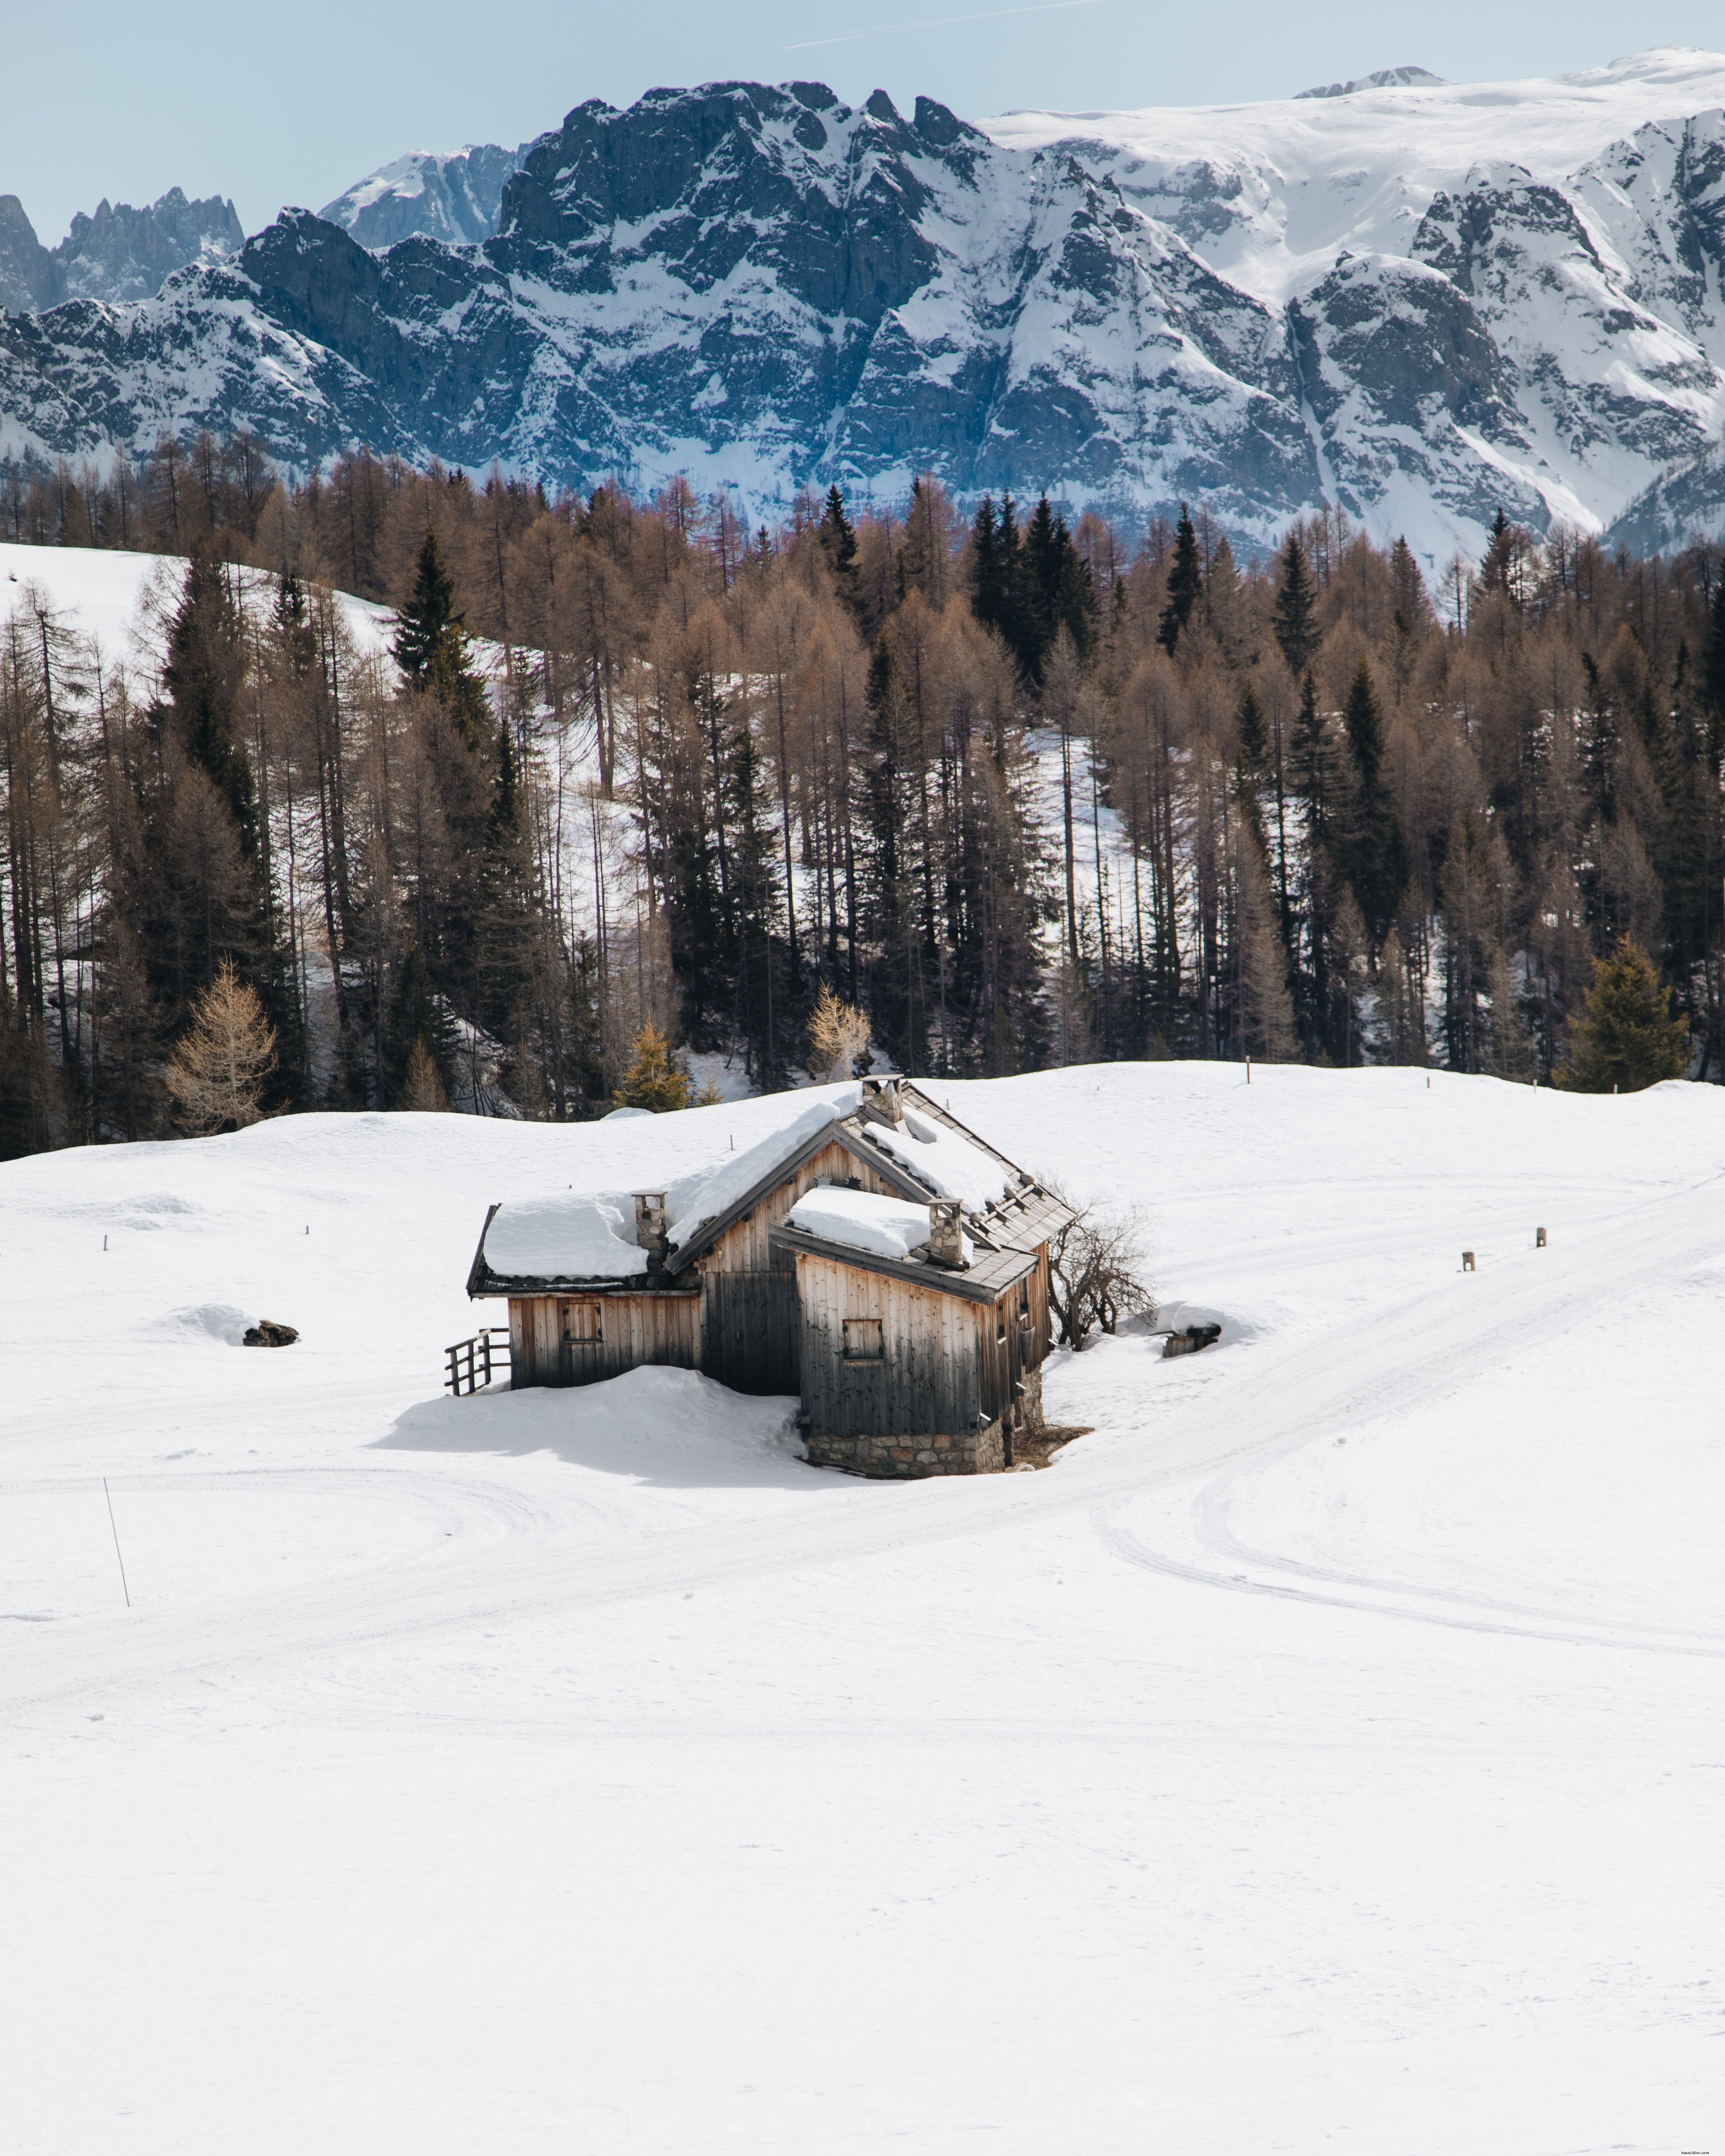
left=465, top=1078, right=1075, bottom=1477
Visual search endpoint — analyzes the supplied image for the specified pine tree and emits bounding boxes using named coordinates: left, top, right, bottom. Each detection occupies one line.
left=970, top=496, right=1007, bottom=636
left=161, top=543, right=257, bottom=857
left=1272, top=533, right=1319, bottom=677
left=1554, top=938, right=1689, bottom=1091
left=398, top=1036, right=452, bottom=1111
left=395, top=528, right=489, bottom=747
left=1338, top=659, right=1410, bottom=944
left=859, top=631, right=918, bottom=1064
left=1702, top=569, right=1725, bottom=773
left=807, top=981, right=872, bottom=1079
left=384, top=944, right=456, bottom=1106
left=165, top=957, right=278, bottom=1133
left=1156, top=505, right=1202, bottom=656
left=1236, top=680, right=1268, bottom=770
left=614, top=1022, right=692, bottom=1111
left=818, top=485, right=859, bottom=613
left=394, top=528, right=459, bottom=685
left=1484, top=946, right=1537, bottom=1081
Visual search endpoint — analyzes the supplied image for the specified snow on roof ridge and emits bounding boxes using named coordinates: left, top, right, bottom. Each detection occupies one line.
left=666, top=1087, right=861, bottom=1252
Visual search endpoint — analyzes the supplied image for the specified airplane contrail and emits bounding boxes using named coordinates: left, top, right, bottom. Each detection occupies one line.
left=787, top=0, right=1105, bottom=52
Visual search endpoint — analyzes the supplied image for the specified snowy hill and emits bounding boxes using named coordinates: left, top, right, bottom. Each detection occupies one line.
left=5, top=52, right=1725, bottom=557
left=3, top=1064, right=1722, bottom=2150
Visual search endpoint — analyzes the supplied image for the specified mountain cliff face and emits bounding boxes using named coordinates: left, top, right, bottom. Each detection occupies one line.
left=0, top=189, right=243, bottom=311
left=5, top=53, right=1725, bottom=562
left=317, top=144, right=529, bottom=247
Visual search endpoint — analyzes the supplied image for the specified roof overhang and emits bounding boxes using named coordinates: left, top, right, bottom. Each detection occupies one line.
left=768, top=1220, right=1035, bottom=1303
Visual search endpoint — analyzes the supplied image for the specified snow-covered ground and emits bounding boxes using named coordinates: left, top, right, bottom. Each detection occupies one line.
left=0, top=539, right=399, bottom=670
left=989, top=45, right=1725, bottom=307
left=4, top=1064, right=1722, bottom=2153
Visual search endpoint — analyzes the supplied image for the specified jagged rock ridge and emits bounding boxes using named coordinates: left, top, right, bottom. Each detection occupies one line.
left=0, top=189, right=243, bottom=311
left=4, top=54, right=1725, bottom=560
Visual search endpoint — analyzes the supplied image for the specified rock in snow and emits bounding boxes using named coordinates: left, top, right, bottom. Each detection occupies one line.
left=6, top=49, right=1725, bottom=557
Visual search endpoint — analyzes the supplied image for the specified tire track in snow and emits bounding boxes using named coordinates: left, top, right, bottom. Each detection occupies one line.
left=1092, top=1170, right=1725, bottom=1658
left=7, top=1167, right=1719, bottom=1713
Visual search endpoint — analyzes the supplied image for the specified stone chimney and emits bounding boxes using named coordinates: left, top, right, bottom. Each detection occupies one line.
left=859, top=1076, right=904, bottom=1128
left=634, top=1192, right=667, bottom=1262
left=928, top=1197, right=965, bottom=1268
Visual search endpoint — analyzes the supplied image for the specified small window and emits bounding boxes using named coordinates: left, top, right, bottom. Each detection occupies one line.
left=842, top=1317, right=884, bottom=1363
left=561, top=1300, right=603, bottom=1344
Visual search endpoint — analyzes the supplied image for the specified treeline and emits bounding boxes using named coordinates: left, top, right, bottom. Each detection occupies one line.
left=0, top=429, right=1721, bottom=1155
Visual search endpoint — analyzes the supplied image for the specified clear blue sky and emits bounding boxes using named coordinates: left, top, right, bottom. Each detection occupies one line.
left=8, top=0, right=1724, bottom=243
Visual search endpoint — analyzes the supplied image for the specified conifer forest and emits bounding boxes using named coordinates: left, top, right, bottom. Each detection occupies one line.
left=1, top=433, right=1722, bottom=1152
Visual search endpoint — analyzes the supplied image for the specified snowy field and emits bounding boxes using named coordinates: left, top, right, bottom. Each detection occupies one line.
left=4, top=1065, right=1723, bottom=2155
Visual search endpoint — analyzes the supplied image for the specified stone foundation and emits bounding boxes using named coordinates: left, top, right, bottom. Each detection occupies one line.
left=806, top=1419, right=1008, bottom=1478
left=807, top=1371, right=1046, bottom=1479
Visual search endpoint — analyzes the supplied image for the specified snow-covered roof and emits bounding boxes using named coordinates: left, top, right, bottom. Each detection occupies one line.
left=664, top=1091, right=859, bottom=1254
left=862, top=1106, right=1015, bottom=1211
left=481, top=1192, right=649, bottom=1284
left=468, top=1078, right=1063, bottom=1298
left=784, top=1188, right=975, bottom=1268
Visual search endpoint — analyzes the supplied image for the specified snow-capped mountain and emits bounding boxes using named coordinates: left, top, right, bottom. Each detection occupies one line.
left=317, top=143, right=531, bottom=248
left=5, top=50, right=1725, bottom=562
left=0, top=189, right=243, bottom=311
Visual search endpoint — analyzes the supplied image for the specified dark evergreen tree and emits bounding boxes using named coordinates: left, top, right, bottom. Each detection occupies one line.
left=1272, top=533, right=1319, bottom=676
left=971, top=496, right=1008, bottom=636
left=1702, top=568, right=1725, bottom=773
left=818, top=485, right=860, bottom=615
left=395, top=528, right=488, bottom=748
left=859, top=632, right=920, bottom=1066
left=1156, top=506, right=1202, bottom=656
left=1236, top=680, right=1268, bottom=770
left=160, top=542, right=256, bottom=857
left=383, top=943, right=457, bottom=1106
left=1338, top=660, right=1410, bottom=944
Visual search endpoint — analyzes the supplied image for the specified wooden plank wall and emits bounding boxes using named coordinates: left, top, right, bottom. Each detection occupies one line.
left=507, top=1292, right=700, bottom=1389
left=794, top=1252, right=983, bottom=1438
left=698, top=1138, right=900, bottom=1396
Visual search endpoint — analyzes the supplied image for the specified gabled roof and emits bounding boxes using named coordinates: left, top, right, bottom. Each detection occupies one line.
left=467, top=1079, right=1075, bottom=1297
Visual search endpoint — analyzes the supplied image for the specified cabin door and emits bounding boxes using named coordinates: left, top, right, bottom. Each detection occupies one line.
left=559, top=1298, right=605, bottom=1385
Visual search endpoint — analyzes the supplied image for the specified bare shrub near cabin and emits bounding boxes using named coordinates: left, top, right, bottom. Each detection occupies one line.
left=1046, top=1190, right=1153, bottom=1350
left=165, top=957, right=278, bottom=1134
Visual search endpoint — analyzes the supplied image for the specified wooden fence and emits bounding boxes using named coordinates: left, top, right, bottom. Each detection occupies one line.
left=445, top=1327, right=511, bottom=1396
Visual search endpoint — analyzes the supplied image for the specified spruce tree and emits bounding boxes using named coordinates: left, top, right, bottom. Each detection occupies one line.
left=1272, top=532, right=1319, bottom=676
left=613, top=1023, right=693, bottom=1111
left=1156, top=505, right=1202, bottom=656
left=384, top=944, right=457, bottom=1106
left=1554, top=938, right=1689, bottom=1091
left=1702, top=569, right=1725, bottom=773
left=1236, top=680, right=1268, bottom=770
left=1338, top=659, right=1410, bottom=944
left=971, top=496, right=1007, bottom=635
left=161, top=543, right=257, bottom=857
left=395, top=529, right=489, bottom=747
left=394, top=528, right=459, bottom=686
left=818, top=485, right=860, bottom=614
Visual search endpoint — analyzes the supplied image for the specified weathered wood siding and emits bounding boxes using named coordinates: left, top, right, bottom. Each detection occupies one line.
left=792, top=1252, right=985, bottom=1439
left=697, top=1138, right=899, bottom=1395
left=980, top=1250, right=1052, bottom=1432
left=507, top=1291, right=700, bottom=1389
